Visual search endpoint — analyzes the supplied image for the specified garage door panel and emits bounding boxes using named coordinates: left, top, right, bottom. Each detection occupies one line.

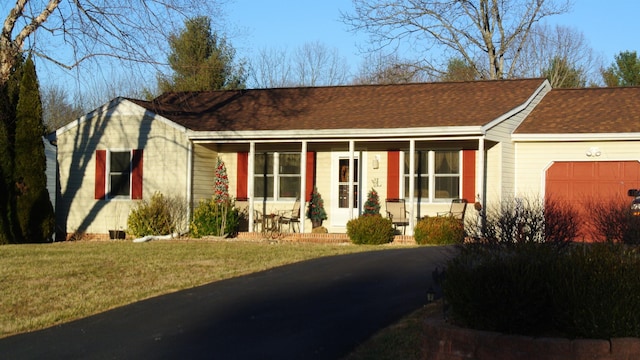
left=545, top=161, right=640, bottom=241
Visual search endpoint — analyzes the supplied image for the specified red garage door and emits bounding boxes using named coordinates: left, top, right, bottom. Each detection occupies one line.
left=546, top=161, right=640, bottom=241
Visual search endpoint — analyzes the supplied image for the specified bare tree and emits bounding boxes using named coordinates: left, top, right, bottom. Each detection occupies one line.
left=249, top=41, right=350, bottom=88
left=249, top=47, right=294, bottom=88
left=342, top=0, right=571, bottom=80
left=352, top=52, right=428, bottom=84
left=293, top=41, right=350, bottom=86
left=41, top=84, right=84, bottom=132
left=0, top=0, right=222, bottom=87
left=514, top=24, right=599, bottom=87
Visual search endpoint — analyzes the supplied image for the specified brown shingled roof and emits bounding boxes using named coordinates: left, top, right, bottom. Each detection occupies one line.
left=515, top=86, right=640, bottom=134
left=131, top=79, right=546, bottom=132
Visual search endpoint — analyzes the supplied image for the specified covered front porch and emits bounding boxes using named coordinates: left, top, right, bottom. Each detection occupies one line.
left=190, top=134, right=494, bottom=236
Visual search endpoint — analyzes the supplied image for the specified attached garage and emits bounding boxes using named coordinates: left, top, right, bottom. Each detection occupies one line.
left=545, top=161, right=640, bottom=241
left=545, top=161, right=640, bottom=201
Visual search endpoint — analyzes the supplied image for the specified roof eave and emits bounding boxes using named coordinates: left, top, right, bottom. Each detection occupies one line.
left=513, top=133, right=640, bottom=142
left=187, top=126, right=485, bottom=142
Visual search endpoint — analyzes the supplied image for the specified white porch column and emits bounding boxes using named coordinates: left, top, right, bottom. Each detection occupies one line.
left=348, top=140, right=355, bottom=219
left=408, top=140, right=416, bottom=235
left=477, top=137, right=485, bottom=208
left=476, top=137, right=486, bottom=234
left=248, top=141, right=256, bottom=231
left=300, top=141, right=307, bottom=233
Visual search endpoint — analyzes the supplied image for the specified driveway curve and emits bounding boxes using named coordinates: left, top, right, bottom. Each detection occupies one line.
left=0, top=245, right=457, bottom=359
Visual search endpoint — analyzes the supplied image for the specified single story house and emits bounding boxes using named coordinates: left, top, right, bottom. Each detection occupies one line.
left=54, top=78, right=640, bottom=240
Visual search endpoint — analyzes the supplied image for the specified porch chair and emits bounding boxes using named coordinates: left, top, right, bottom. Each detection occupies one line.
left=279, top=198, right=301, bottom=233
left=253, top=209, right=265, bottom=232
left=234, top=198, right=250, bottom=232
left=385, top=199, right=410, bottom=235
left=437, top=199, right=468, bottom=220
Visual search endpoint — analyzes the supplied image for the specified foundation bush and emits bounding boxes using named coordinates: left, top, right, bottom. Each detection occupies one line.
left=346, top=215, right=394, bottom=245
left=414, top=216, right=464, bottom=245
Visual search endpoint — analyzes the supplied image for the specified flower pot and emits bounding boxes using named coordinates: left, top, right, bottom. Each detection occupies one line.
left=311, top=220, right=323, bottom=228
left=109, top=230, right=126, bottom=240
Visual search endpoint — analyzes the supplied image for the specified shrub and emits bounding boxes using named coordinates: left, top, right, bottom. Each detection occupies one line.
left=588, top=196, right=640, bottom=244
left=543, top=196, right=580, bottom=243
left=467, top=196, right=576, bottom=244
left=347, top=215, right=395, bottom=245
left=444, top=242, right=640, bottom=339
left=414, top=216, right=464, bottom=245
left=127, top=192, right=185, bottom=237
left=445, top=243, right=560, bottom=336
left=190, top=198, right=240, bottom=238
left=550, top=243, right=640, bottom=338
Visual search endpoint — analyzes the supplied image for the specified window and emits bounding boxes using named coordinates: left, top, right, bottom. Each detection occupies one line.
left=254, top=152, right=301, bottom=200
left=109, top=151, right=132, bottom=197
left=404, top=151, right=429, bottom=199
left=94, top=149, right=143, bottom=200
left=402, top=150, right=460, bottom=201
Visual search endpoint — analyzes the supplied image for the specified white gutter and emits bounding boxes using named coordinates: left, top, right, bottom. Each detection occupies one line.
left=513, top=133, right=640, bottom=142
left=186, top=126, right=484, bottom=141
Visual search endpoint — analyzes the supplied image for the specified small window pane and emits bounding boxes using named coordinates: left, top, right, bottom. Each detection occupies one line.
left=111, top=152, right=131, bottom=172
left=254, top=176, right=274, bottom=198
left=405, top=176, right=429, bottom=198
left=279, top=177, right=300, bottom=198
left=435, top=177, right=459, bottom=199
left=435, top=151, right=459, bottom=174
left=110, top=174, right=130, bottom=197
left=255, top=153, right=274, bottom=175
left=279, top=154, right=300, bottom=174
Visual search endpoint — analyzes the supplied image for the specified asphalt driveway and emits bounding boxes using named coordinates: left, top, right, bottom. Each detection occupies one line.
left=0, top=245, right=457, bottom=359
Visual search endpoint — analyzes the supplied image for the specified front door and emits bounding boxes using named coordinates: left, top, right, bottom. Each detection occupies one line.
left=331, top=153, right=362, bottom=228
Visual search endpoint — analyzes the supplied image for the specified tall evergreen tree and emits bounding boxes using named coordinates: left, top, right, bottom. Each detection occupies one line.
left=158, top=16, right=246, bottom=92
left=602, top=51, right=640, bottom=87
left=0, top=56, right=24, bottom=244
left=14, top=56, right=54, bottom=243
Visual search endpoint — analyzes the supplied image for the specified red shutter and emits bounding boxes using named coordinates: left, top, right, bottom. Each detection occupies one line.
left=462, top=150, right=476, bottom=203
left=387, top=150, right=400, bottom=199
left=237, top=152, right=249, bottom=198
left=305, top=152, right=315, bottom=201
left=131, top=149, right=143, bottom=199
left=95, top=150, right=107, bottom=200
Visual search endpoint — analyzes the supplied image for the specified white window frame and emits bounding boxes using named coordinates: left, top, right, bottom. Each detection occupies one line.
left=107, top=149, right=133, bottom=200
left=254, top=151, right=301, bottom=201
left=401, top=150, right=462, bottom=203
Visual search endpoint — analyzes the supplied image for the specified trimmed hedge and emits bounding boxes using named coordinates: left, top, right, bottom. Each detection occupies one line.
left=444, top=243, right=640, bottom=339
left=414, top=216, right=464, bottom=245
left=346, top=215, right=395, bottom=245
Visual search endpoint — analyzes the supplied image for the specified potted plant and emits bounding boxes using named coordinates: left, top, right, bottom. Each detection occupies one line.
left=307, top=186, right=327, bottom=228
left=109, top=202, right=127, bottom=240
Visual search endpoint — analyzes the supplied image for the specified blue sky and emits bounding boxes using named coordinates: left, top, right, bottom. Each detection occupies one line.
left=36, top=0, right=640, bottom=104
left=227, top=0, right=640, bottom=75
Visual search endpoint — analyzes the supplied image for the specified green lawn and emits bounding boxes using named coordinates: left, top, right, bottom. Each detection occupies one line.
left=0, top=240, right=389, bottom=338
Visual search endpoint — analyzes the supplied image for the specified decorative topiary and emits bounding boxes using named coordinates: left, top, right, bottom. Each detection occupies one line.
left=307, top=186, right=327, bottom=228
left=414, top=216, right=464, bottom=245
left=346, top=215, right=395, bottom=245
left=363, top=188, right=381, bottom=216
left=213, top=157, right=229, bottom=203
